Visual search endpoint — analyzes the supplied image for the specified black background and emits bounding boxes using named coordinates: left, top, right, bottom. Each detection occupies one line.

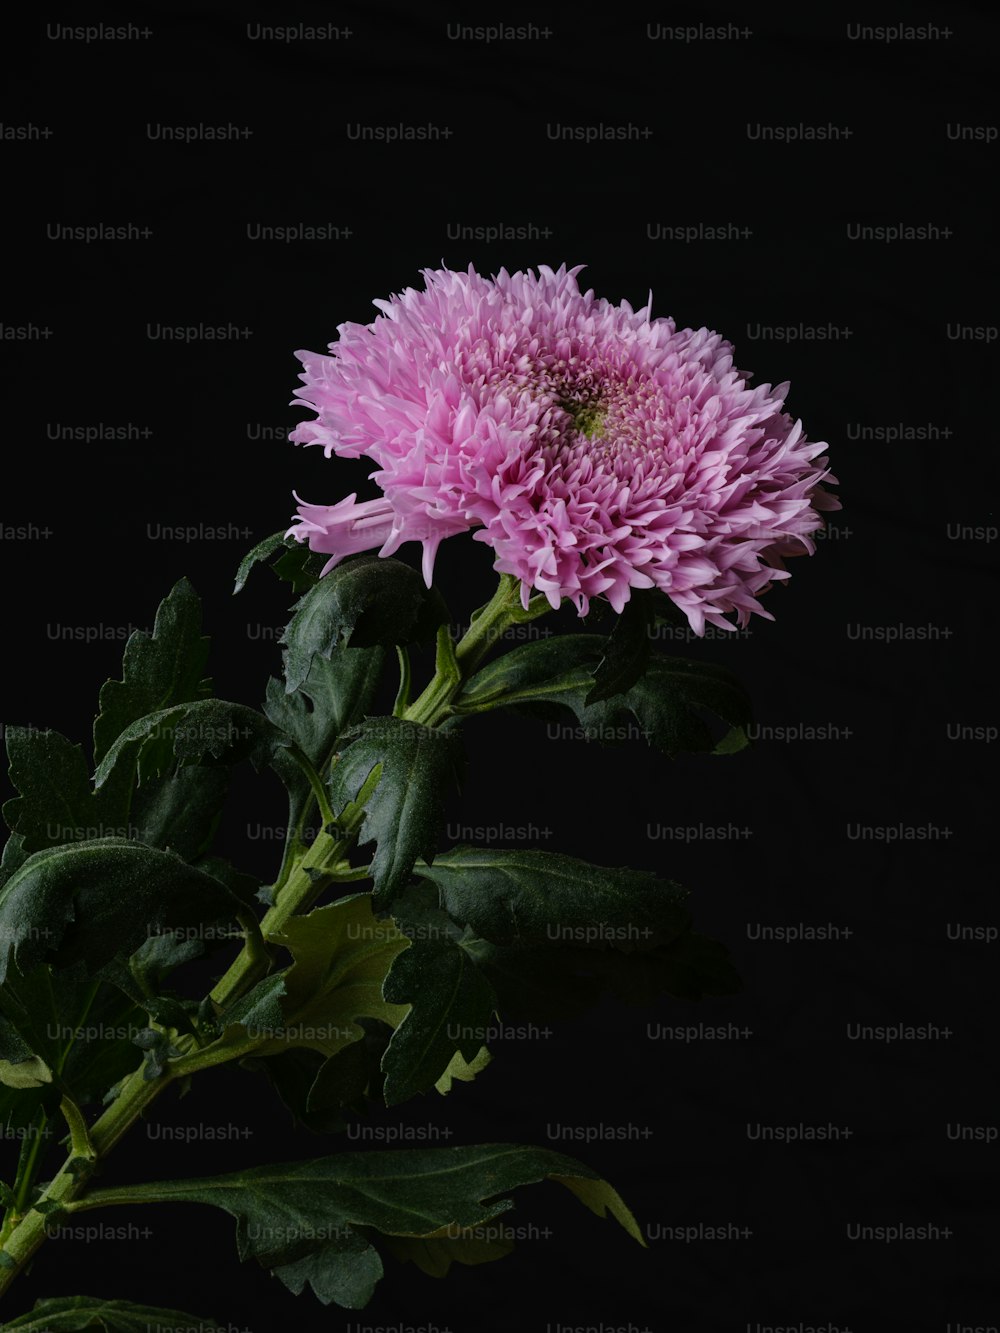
left=1, top=4, right=997, bottom=1330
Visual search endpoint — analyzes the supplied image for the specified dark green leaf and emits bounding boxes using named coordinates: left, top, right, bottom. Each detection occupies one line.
left=0, top=969, right=146, bottom=1110
left=272, top=1231, right=384, bottom=1308
left=382, top=1230, right=514, bottom=1277
left=233, top=530, right=288, bottom=594
left=129, top=766, right=229, bottom=862
left=585, top=592, right=653, bottom=704
left=233, top=530, right=326, bottom=595
left=272, top=542, right=328, bottom=594
left=77, top=1142, right=644, bottom=1306
left=92, top=579, right=211, bottom=765
left=3, top=728, right=133, bottom=857
left=280, top=555, right=448, bottom=693
left=3, top=726, right=229, bottom=868
left=328, top=718, right=463, bottom=905
left=458, top=635, right=751, bottom=756
left=413, top=846, right=690, bottom=952
left=0, top=1295, right=219, bottom=1332
left=265, top=649, right=385, bottom=771
left=0, top=1083, right=50, bottom=1135
left=92, top=701, right=283, bottom=792
left=264, top=648, right=385, bottom=849
left=0, top=831, right=28, bottom=889
left=0, top=839, right=243, bottom=984
left=381, top=886, right=497, bottom=1106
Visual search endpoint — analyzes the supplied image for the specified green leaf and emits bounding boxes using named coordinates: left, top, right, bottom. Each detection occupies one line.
left=0, top=1052, right=52, bottom=1088
left=3, top=728, right=133, bottom=857
left=413, top=845, right=690, bottom=952
left=280, top=555, right=448, bottom=694
left=233, top=530, right=327, bottom=595
left=457, top=635, right=751, bottom=756
left=434, top=1043, right=491, bottom=1095
left=0, top=831, right=28, bottom=889
left=129, top=766, right=229, bottom=862
left=92, top=578, right=211, bottom=765
left=272, top=542, right=329, bottom=594
left=3, top=725, right=229, bottom=867
left=0, top=839, right=243, bottom=984
left=585, top=591, right=653, bottom=704
left=233, top=529, right=287, bottom=593
left=247, top=1027, right=393, bottom=1136
left=307, top=1024, right=391, bottom=1114
left=328, top=717, right=463, bottom=905
left=382, top=1229, right=513, bottom=1277
left=76, top=1142, right=644, bottom=1307
left=264, top=647, right=386, bottom=848
left=0, top=1295, right=219, bottom=1331
left=0, top=1083, right=49, bottom=1135
left=92, top=701, right=283, bottom=792
left=272, top=1231, right=384, bottom=1308
left=223, top=895, right=409, bottom=1060
left=381, top=885, right=497, bottom=1106
left=0, top=969, right=147, bottom=1108
left=265, top=649, right=385, bottom=770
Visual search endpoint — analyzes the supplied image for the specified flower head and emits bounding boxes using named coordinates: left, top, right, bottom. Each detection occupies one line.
left=287, top=264, right=838, bottom=633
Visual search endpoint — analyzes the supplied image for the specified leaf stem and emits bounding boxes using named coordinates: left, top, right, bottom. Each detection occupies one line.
left=392, top=646, right=411, bottom=717
left=0, top=573, right=554, bottom=1301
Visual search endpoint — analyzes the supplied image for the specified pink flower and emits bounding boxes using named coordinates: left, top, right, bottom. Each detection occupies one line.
left=287, top=264, right=838, bottom=633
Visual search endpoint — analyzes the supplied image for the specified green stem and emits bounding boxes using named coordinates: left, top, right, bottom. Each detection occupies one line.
left=392, top=645, right=411, bottom=716
left=0, top=573, right=553, bottom=1300
left=284, top=743, right=337, bottom=829
left=1, top=1114, right=48, bottom=1244
left=0, top=1060, right=165, bottom=1296
left=58, top=1096, right=95, bottom=1163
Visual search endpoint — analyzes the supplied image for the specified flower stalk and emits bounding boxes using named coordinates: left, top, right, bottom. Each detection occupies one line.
left=0, top=573, right=551, bottom=1300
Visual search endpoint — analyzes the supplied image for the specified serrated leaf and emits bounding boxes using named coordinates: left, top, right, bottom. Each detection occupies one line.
left=93, top=579, right=211, bottom=765
left=0, top=969, right=147, bottom=1109
left=247, top=1033, right=390, bottom=1137
left=381, top=886, right=497, bottom=1106
left=265, top=649, right=385, bottom=769
left=434, top=1044, right=491, bottom=1095
left=328, top=717, right=463, bottom=905
left=272, top=1230, right=384, bottom=1308
left=224, top=895, right=409, bottom=1060
left=0, top=839, right=243, bottom=984
left=382, top=1229, right=514, bottom=1277
left=233, top=529, right=288, bottom=594
left=233, top=530, right=326, bottom=595
left=272, top=542, right=328, bottom=594
left=3, top=727, right=229, bottom=869
left=264, top=647, right=385, bottom=848
left=92, top=701, right=283, bottom=792
left=0, top=1295, right=219, bottom=1332
left=413, top=846, right=690, bottom=952
left=280, top=555, right=447, bottom=693
left=3, top=728, right=133, bottom=857
left=76, top=1142, right=644, bottom=1305
left=457, top=635, right=751, bottom=756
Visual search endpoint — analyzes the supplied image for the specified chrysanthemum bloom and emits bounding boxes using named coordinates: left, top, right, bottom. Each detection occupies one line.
left=287, top=264, right=838, bottom=633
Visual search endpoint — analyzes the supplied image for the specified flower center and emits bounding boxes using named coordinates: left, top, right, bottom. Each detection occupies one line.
left=558, top=396, right=607, bottom=441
